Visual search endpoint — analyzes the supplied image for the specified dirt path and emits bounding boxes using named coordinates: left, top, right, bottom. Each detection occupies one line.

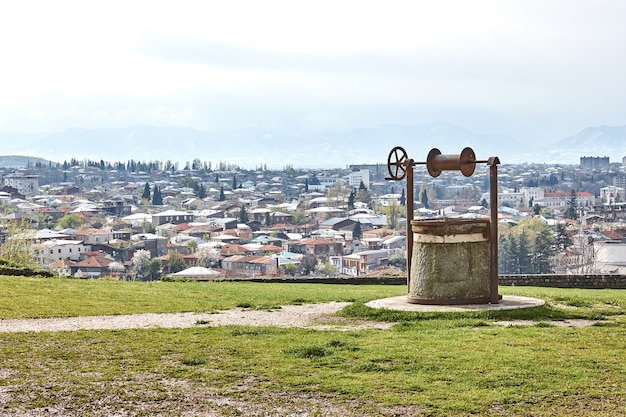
left=0, top=302, right=395, bottom=333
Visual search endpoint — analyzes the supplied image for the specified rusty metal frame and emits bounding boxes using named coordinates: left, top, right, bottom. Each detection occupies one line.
left=386, top=147, right=501, bottom=304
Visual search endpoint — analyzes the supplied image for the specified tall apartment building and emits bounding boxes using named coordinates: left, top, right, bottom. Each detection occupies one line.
left=580, top=156, right=610, bottom=170
left=615, top=175, right=626, bottom=190
left=2, top=174, right=39, bottom=196
left=348, top=169, right=370, bottom=189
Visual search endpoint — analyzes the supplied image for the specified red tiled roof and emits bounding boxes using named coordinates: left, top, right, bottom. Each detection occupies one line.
left=260, top=244, right=283, bottom=253
left=172, top=223, right=192, bottom=232
left=74, top=256, right=113, bottom=268
left=219, top=244, right=250, bottom=255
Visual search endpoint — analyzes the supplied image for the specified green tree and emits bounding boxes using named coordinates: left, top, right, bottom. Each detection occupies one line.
left=196, top=182, right=207, bottom=199
left=168, top=252, right=186, bottom=274
left=239, top=206, right=249, bottom=223
left=265, top=212, right=272, bottom=226
left=564, top=189, right=578, bottom=220
left=299, top=255, right=317, bottom=275
left=141, top=220, right=156, bottom=234
left=292, top=211, right=308, bottom=225
left=400, top=188, right=406, bottom=206
left=499, top=217, right=557, bottom=274
left=232, top=175, right=237, bottom=190
left=152, top=185, right=163, bottom=205
left=418, top=177, right=428, bottom=208
left=385, top=199, right=402, bottom=229
left=186, top=239, right=198, bottom=253
left=531, top=227, right=554, bottom=274
left=317, top=261, right=337, bottom=276
left=347, top=190, right=355, bottom=210
left=388, top=251, right=407, bottom=272
left=0, top=218, right=38, bottom=268
left=555, top=223, right=571, bottom=250
left=326, top=181, right=350, bottom=208
left=508, top=234, right=520, bottom=274
left=517, top=229, right=531, bottom=273
left=355, top=181, right=371, bottom=205
left=283, top=263, right=297, bottom=276
left=141, top=182, right=151, bottom=200
left=219, top=186, right=225, bottom=201
left=352, top=221, right=362, bottom=240
left=147, top=259, right=162, bottom=280
left=498, top=234, right=512, bottom=274
left=58, top=213, right=84, bottom=229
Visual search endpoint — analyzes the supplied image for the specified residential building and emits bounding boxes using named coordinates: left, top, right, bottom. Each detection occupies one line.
left=371, top=194, right=401, bottom=207
left=285, top=238, right=344, bottom=261
left=600, top=186, right=625, bottom=203
left=34, top=239, right=90, bottom=266
left=151, top=210, right=195, bottom=226
left=0, top=191, right=10, bottom=205
left=594, top=240, right=626, bottom=274
left=2, top=174, right=39, bottom=196
left=71, top=228, right=114, bottom=245
left=335, top=249, right=390, bottom=276
left=580, top=156, right=610, bottom=170
left=221, top=255, right=279, bottom=277
left=71, top=256, right=114, bottom=278
left=348, top=169, right=370, bottom=189
left=489, top=190, right=525, bottom=208
left=614, top=175, right=626, bottom=190
left=521, top=187, right=545, bottom=207
left=537, top=191, right=596, bottom=209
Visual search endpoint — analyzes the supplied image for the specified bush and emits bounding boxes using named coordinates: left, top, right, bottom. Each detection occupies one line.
left=0, top=258, right=54, bottom=277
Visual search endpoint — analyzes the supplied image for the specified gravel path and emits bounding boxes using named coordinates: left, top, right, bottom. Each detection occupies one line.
left=0, top=302, right=394, bottom=333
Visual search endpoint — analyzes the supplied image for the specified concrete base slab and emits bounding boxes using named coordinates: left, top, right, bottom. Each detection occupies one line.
left=366, top=295, right=544, bottom=312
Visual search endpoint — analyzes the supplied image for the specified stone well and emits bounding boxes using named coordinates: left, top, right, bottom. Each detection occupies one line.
left=409, top=218, right=491, bottom=305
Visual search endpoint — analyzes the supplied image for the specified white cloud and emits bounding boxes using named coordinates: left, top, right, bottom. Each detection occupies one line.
left=1, top=0, right=625, bottom=143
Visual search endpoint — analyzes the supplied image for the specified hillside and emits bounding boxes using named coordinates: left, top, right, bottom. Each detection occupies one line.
left=0, top=123, right=526, bottom=168
left=539, top=125, right=626, bottom=163
left=2, top=123, right=626, bottom=168
left=0, top=155, right=52, bottom=168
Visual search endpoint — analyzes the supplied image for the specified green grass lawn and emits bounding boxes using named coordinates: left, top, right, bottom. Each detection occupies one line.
left=1, top=276, right=625, bottom=416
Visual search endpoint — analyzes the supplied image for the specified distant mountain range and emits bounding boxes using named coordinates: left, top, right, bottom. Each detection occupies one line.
left=1, top=123, right=625, bottom=168
left=533, top=126, right=626, bottom=164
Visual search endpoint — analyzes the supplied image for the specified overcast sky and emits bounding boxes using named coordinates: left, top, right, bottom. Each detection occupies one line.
left=1, top=0, right=625, bottom=145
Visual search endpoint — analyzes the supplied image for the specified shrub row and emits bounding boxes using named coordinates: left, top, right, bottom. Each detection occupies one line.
left=0, top=258, right=54, bottom=278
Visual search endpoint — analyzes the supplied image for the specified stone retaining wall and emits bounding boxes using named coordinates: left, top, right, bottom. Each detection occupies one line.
left=498, top=274, right=626, bottom=289
left=222, top=275, right=626, bottom=289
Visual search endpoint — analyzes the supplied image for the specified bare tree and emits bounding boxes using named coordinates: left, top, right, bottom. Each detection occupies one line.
left=325, top=181, right=350, bottom=208
left=0, top=218, right=38, bottom=267
left=196, top=246, right=220, bottom=268
left=131, top=249, right=152, bottom=280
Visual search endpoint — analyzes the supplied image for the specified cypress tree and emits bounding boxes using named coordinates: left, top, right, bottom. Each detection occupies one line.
left=152, top=185, right=163, bottom=205
left=352, top=221, right=362, bottom=240
left=197, top=183, right=207, bottom=199
left=347, top=190, right=355, bottom=210
left=142, top=182, right=151, bottom=200
left=239, top=206, right=249, bottom=223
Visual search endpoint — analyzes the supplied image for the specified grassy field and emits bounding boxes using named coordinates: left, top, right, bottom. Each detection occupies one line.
left=1, top=276, right=625, bottom=416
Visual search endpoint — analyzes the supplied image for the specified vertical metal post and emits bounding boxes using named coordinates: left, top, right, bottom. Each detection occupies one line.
left=405, top=159, right=414, bottom=292
left=488, top=157, right=500, bottom=304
